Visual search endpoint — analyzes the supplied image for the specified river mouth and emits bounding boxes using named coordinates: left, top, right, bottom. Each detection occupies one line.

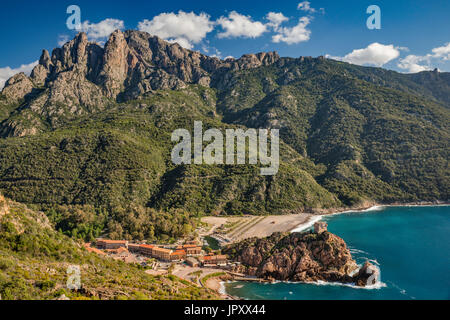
left=225, top=205, right=450, bottom=300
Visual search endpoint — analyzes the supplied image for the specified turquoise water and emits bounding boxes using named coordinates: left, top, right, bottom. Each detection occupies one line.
left=224, top=206, right=450, bottom=300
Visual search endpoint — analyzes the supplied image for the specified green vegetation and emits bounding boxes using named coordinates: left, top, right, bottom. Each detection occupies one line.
left=44, top=204, right=197, bottom=243
left=201, top=272, right=226, bottom=283
left=0, top=58, right=449, bottom=244
left=0, top=196, right=219, bottom=300
left=204, top=236, right=221, bottom=251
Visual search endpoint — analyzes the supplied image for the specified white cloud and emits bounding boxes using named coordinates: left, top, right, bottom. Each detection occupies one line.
left=0, top=61, right=38, bottom=90
left=327, top=43, right=401, bottom=67
left=397, top=42, right=450, bottom=73
left=272, top=17, right=311, bottom=44
left=266, top=12, right=289, bottom=30
left=138, top=11, right=213, bottom=49
left=217, top=11, right=267, bottom=39
left=297, top=1, right=316, bottom=13
left=397, top=55, right=431, bottom=73
left=431, top=42, right=450, bottom=60
left=80, top=18, right=125, bottom=41
left=167, top=38, right=194, bottom=50
left=200, top=43, right=222, bottom=58
left=58, top=34, right=70, bottom=47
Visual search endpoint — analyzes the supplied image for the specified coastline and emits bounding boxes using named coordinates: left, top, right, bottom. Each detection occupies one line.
left=204, top=276, right=239, bottom=300
left=290, top=201, right=450, bottom=233
left=210, top=201, right=449, bottom=299
left=222, top=204, right=450, bottom=300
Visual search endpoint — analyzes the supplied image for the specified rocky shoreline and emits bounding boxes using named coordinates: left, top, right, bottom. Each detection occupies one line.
left=219, top=202, right=450, bottom=290
left=222, top=222, right=379, bottom=287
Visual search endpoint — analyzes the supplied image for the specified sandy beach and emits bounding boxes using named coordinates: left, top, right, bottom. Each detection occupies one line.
left=202, top=213, right=312, bottom=243
left=205, top=278, right=222, bottom=292
left=233, top=214, right=311, bottom=240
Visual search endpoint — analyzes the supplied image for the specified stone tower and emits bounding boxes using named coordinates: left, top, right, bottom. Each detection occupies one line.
left=314, top=221, right=328, bottom=234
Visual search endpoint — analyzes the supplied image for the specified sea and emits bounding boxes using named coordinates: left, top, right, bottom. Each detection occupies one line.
left=224, top=205, right=450, bottom=300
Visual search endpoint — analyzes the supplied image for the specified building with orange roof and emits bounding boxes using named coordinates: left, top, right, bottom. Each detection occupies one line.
left=127, top=243, right=142, bottom=253
left=170, top=250, right=186, bottom=262
left=201, top=255, right=227, bottom=267
left=105, top=246, right=129, bottom=254
left=151, top=247, right=173, bottom=261
left=116, top=247, right=129, bottom=254
left=139, top=244, right=154, bottom=257
left=182, top=244, right=202, bottom=256
left=96, top=239, right=128, bottom=250
left=86, top=247, right=106, bottom=256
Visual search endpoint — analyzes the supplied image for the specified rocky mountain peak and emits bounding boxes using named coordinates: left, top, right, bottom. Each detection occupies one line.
left=0, top=30, right=281, bottom=136
left=30, top=50, right=52, bottom=86
left=51, top=32, right=89, bottom=71
left=233, top=51, right=280, bottom=70
left=2, top=72, right=34, bottom=103
left=97, top=30, right=130, bottom=98
left=4, top=30, right=281, bottom=104
left=39, top=49, right=52, bottom=69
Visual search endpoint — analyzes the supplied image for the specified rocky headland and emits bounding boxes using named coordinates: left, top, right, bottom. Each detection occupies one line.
left=223, top=223, right=379, bottom=287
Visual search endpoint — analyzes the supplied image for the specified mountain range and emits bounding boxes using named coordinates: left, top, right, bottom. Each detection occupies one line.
left=0, top=30, right=448, bottom=240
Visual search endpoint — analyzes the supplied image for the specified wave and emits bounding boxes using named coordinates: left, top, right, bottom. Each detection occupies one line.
left=218, top=281, right=227, bottom=295
left=337, top=205, right=385, bottom=215
left=225, top=279, right=387, bottom=293
left=291, top=205, right=387, bottom=234
left=291, top=215, right=323, bottom=233
left=293, top=204, right=449, bottom=235
left=368, top=259, right=380, bottom=266
left=363, top=205, right=384, bottom=212
left=311, top=279, right=387, bottom=290
left=386, top=281, right=415, bottom=299
left=349, top=248, right=369, bottom=255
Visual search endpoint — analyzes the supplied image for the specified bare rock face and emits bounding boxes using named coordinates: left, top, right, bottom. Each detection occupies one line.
left=30, top=50, right=52, bottom=86
left=0, top=30, right=280, bottom=137
left=47, top=69, right=106, bottom=117
left=42, top=33, right=106, bottom=116
left=52, top=33, right=85, bottom=73
left=231, top=52, right=280, bottom=71
left=354, top=261, right=380, bottom=286
left=224, top=231, right=378, bottom=286
left=0, top=119, right=41, bottom=137
left=2, top=73, right=34, bottom=104
left=97, top=30, right=130, bottom=98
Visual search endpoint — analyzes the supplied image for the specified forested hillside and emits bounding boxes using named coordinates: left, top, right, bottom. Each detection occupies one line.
left=0, top=30, right=448, bottom=241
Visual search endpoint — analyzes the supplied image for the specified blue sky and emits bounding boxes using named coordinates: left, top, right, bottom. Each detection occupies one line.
left=1, top=0, right=449, bottom=87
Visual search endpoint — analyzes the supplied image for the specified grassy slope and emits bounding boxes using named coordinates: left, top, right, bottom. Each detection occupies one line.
left=0, top=195, right=218, bottom=300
